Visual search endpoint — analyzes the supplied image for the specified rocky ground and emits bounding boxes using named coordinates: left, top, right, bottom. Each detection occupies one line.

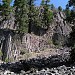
left=0, top=64, right=75, bottom=75
left=0, top=54, right=74, bottom=75
left=0, top=47, right=72, bottom=75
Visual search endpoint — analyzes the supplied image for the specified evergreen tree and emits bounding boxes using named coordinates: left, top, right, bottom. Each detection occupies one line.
left=50, top=4, right=55, bottom=10
left=41, top=0, right=53, bottom=29
left=67, top=0, right=75, bottom=62
left=0, top=2, right=2, bottom=12
left=64, top=4, right=71, bottom=23
left=33, top=7, right=41, bottom=27
left=1, top=0, right=12, bottom=20
left=58, top=6, right=62, bottom=11
left=27, top=0, right=36, bottom=33
left=14, top=0, right=28, bottom=33
left=68, top=0, right=75, bottom=7
left=65, top=4, right=70, bottom=17
left=68, top=0, right=75, bottom=23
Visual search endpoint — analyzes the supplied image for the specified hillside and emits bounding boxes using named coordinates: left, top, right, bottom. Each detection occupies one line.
left=0, top=0, right=75, bottom=75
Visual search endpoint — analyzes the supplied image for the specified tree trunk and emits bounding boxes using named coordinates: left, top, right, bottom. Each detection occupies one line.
left=28, top=20, right=31, bottom=33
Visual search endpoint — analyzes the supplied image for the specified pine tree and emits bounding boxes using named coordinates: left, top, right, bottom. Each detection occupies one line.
left=27, top=0, right=36, bottom=33
left=68, top=0, right=75, bottom=23
left=50, top=4, right=55, bottom=10
left=14, top=0, right=28, bottom=33
left=64, top=4, right=71, bottom=23
left=1, top=0, right=12, bottom=20
left=41, top=0, right=53, bottom=29
left=68, top=0, right=75, bottom=7
left=58, top=6, right=62, bottom=11
left=67, top=0, right=75, bottom=62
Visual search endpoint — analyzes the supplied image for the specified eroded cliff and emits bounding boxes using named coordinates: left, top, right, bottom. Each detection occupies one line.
left=0, top=11, right=72, bottom=62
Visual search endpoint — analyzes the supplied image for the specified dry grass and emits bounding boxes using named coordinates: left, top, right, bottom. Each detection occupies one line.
left=18, top=48, right=59, bottom=60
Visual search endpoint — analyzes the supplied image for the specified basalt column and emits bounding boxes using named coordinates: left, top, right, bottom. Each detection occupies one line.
left=1, top=31, right=20, bottom=62
left=1, top=31, right=12, bottom=61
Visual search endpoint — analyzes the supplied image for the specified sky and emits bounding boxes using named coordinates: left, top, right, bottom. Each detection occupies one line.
left=50, top=0, right=69, bottom=9
left=0, top=0, right=69, bottom=9
left=35, top=0, right=69, bottom=9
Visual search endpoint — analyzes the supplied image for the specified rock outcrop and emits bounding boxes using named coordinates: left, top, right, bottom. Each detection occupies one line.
left=21, top=11, right=72, bottom=52
left=0, top=11, right=72, bottom=62
left=0, top=53, right=72, bottom=75
left=0, top=12, right=16, bottom=30
left=42, top=11, right=72, bottom=46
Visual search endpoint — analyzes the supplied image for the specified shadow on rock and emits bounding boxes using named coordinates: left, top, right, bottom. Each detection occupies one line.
left=0, top=54, right=72, bottom=73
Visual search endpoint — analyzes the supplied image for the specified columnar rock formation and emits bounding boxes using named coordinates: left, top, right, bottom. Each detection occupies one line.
left=0, top=11, right=72, bottom=62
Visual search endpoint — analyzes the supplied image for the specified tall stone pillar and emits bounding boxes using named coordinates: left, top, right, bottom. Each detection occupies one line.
left=6, top=33, right=12, bottom=61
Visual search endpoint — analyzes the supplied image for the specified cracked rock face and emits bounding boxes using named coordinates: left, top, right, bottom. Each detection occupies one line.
left=21, top=11, right=72, bottom=52
left=52, top=11, right=72, bottom=45
left=0, top=11, right=72, bottom=62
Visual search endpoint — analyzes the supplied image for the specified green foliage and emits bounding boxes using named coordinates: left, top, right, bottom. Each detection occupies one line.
left=64, top=5, right=71, bottom=23
left=0, top=49, right=3, bottom=60
left=27, top=0, right=36, bottom=33
left=5, top=57, right=9, bottom=62
left=68, top=0, right=75, bottom=7
left=48, top=10, right=53, bottom=22
left=14, top=0, right=37, bottom=33
left=70, top=10, right=75, bottom=22
left=48, top=39, right=53, bottom=44
left=50, top=4, right=55, bottom=10
left=14, top=0, right=29, bottom=33
left=67, top=0, right=75, bottom=61
left=0, top=50, right=3, bottom=56
left=24, top=53, right=32, bottom=59
left=67, top=0, right=75, bottom=23
left=55, top=44, right=62, bottom=49
left=5, top=57, right=13, bottom=62
left=2, top=0, right=13, bottom=20
left=65, top=9, right=71, bottom=18
left=68, top=26, right=75, bottom=47
left=14, top=0, right=53, bottom=33
left=20, top=49, right=29, bottom=55
left=40, top=0, right=53, bottom=29
left=58, top=6, right=62, bottom=11
left=41, top=0, right=50, bottom=5
left=41, top=0, right=44, bottom=5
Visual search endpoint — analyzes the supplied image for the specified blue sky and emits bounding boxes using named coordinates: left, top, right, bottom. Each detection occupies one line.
left=35, top=0, right=69, bottom=9
left=50, top=0, right=69, bottom=9
left=1, top=0, right=69, bottom=9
